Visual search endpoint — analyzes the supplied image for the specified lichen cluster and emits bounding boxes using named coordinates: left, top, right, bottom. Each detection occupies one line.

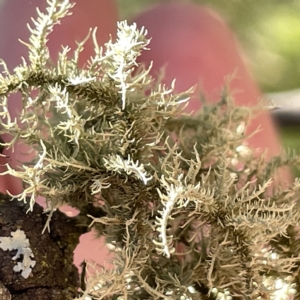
left=1, top=0, right=300, bottom=299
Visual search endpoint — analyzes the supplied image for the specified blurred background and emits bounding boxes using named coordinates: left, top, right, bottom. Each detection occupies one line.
left=118, top=0, right=300, bottom=171
left=117, top=0, right=300, bottom=94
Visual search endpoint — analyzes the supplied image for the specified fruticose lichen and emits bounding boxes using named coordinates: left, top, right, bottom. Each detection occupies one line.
left=1, top=0, right=300, bottom=299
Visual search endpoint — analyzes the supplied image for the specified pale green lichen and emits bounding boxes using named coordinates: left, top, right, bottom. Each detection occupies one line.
left=1, top=0, right=300, bottom=299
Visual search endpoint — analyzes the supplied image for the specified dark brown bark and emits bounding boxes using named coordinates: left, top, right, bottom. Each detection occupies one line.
left=0, top=195, right=87, bottom=300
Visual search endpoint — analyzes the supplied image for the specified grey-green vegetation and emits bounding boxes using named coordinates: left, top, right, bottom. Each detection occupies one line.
left=1, top=0, right=300, bottom=299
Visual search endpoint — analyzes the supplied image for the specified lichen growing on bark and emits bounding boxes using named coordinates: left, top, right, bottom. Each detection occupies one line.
left=1, top=0, right=300, bottom=299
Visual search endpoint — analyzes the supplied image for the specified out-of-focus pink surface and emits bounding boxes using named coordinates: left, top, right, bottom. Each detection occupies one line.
left=0, top=0, right=287, bottom=275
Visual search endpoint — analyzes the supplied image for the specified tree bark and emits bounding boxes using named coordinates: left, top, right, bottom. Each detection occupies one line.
left=0, top=195, right=86, bottom=300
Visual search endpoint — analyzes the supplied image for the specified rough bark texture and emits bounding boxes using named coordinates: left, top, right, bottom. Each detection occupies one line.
left=0, top=195, right=86, bottom=300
